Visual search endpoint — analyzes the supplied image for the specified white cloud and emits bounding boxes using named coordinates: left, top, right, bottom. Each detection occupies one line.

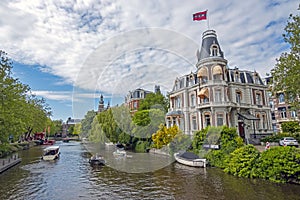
left=31, top=90, right=99, bottom=102
left=1, top=0, right=299, bottom=96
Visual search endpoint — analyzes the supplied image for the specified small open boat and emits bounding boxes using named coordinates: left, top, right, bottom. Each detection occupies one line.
left=174, top=151, right=207, bottom=168
left=62, top=138, right=70, bottom=143
left=113, top=149, right=127, bottom=157
left=89, top=154, right=105, bottom=166
left=42, top=146, right=60, bottom=160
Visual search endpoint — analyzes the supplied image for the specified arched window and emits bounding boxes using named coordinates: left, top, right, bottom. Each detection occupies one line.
left=212, top=65, right=223, bottom=80
left=210, top=44, right=219, bottom=56
left=204, top=113, right=211, bottom=127
left=198, top=88, right=209, bottom=102
left=197, top=67, right=208, bottom=84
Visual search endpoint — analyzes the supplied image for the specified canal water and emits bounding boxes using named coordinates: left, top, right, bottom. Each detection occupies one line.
left=0, top=141, right=299, bottom=200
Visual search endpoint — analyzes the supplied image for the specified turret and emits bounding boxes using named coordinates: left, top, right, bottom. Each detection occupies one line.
left=196, top=30, right=224, bottom=62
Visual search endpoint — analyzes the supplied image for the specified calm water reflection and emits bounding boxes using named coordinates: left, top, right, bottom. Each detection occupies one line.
left=0, top=142, right=299, bottom=200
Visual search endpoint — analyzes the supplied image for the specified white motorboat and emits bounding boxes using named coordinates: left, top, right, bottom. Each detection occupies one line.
left=42, top=146, right=60, bottom=160
left=174, top=152, right=207, bottom=168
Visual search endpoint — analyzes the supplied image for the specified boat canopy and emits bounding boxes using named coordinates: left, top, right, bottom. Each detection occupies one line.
left=44, top=146, right=59, bottom=151
left=179, top=152, right=199, bottom=160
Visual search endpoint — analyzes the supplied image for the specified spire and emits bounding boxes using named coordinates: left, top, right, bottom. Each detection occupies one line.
left=98, top=94, right=105, bottom=113
left=99, top=94, right=104, bottom=104
left=197, top=30, right=224, bottom=62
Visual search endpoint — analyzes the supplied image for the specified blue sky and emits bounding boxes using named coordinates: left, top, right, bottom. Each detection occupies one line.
left=1, top=0, right=299, bottom=121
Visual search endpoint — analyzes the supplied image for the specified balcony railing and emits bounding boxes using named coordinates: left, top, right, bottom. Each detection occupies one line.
left=199, top=80, right=227, bottom=87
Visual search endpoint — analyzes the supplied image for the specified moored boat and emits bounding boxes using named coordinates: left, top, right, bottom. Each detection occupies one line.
left=43, top=139, right=56, bottom=145
left=62, top=138, right=70, bottom=143
left=42, top=146, right=60, bottom=160
left=89, top=154, right=105, bottom=166
left=174, top=152, right=207, bottom=168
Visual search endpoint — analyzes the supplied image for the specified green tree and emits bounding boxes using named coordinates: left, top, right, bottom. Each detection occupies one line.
left=169, top=130, right=191, bottom=154
left=152, top=124, right=179, bottom=149
left=49, top=119, right=63, bottom=136
left=133, top=110, right=151, bottom=126
left=204, top=126, right=244, bottom=168
left=73, top=123, right=81, bottom=135
left=111, top=105, right=133, bottom=135
left=255, top=146, right=300, bottom=183
left=97, top=109, right=119, bottom=143
left=271, top=7, right=300, bottom=108
left=132, top=109, right=165, bottom=139
left=224, top=145, right=260, bottom=178
left=89, top=116, right=108, bottom=143
left=0, top=50, right=50, bottom=143
left=192, top=127, right=209, bottom=153
left=281, top=121, right=300, bottom=134
left=138, top=92, right=169, bottom=112
left=80, top=110, right=96, bottom=138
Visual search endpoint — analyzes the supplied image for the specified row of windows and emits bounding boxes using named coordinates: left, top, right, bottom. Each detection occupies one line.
left=174, top=70, right=264, bottom=90
left=277, top=107, right=297, bottom=119
left=191, top=113, right=224, bottom=130
left=229, top=71, right=263, bottom=85
left=167, top=114, right=223, bottom=130
left=172, top=89, right=265, bottom=108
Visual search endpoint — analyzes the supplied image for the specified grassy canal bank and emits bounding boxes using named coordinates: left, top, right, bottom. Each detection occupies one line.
left=0, top=141, right=37, bottom=158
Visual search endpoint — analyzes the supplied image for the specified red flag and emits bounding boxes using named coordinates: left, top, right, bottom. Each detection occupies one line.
left=193, top=10, right=207, bottom=21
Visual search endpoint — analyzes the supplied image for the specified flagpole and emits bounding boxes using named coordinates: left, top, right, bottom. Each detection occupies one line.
left=206, top=10, right=210, bottom=30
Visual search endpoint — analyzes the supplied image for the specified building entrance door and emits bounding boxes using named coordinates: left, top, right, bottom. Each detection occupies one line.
left=238, top=122, right=245, bottom=141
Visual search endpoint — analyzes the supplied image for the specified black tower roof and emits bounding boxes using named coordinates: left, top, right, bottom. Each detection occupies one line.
left=197, top=30, right=224, bottom=61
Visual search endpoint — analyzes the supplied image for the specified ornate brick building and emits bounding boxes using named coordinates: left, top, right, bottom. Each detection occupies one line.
left=166, top=30, right=273, bottom=143
left=125, top=88, right=152, bottom=114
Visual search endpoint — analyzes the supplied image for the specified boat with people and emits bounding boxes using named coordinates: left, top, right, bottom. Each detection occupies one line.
left=89, top=154, right=105, bottom=166
left=174, top=151, right=207, bottom=168
left=42, top=146, right=60, bottom=160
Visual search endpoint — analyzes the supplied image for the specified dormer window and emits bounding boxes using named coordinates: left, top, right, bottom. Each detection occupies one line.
left=254, top=73, right=260, bottom=84
left=210, top=44, right=219, bottom=56
left=235, top=71, right=240, bottom=82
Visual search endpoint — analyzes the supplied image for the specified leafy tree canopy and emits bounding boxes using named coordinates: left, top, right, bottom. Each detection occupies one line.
left=0, top=50, right=51, bottom=143
left=271, top=6, right=300, bottom=108
left=152, top=124, right=179, bottom=149
left=80, top=110, right=96, bottom=137
left=138, top=92, right=169, bottom=112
